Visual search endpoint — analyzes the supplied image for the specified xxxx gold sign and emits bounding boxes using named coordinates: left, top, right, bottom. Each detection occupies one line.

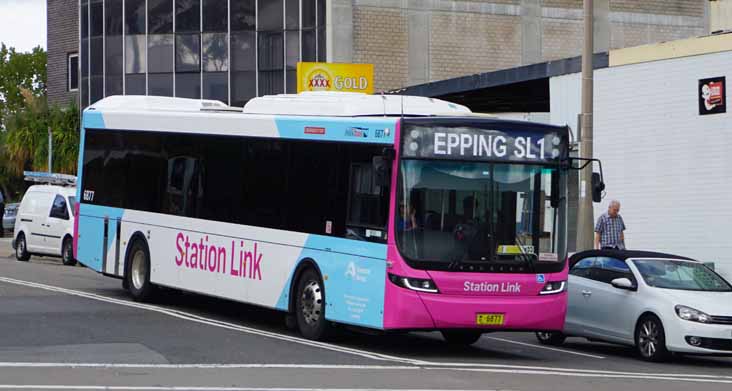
left=297, top=62, right=374, bottom=94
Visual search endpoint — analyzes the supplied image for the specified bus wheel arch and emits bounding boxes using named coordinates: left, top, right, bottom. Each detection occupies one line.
left=288, top=258, right=322, bottom=314
left=123, top=232, right=156, bottom=302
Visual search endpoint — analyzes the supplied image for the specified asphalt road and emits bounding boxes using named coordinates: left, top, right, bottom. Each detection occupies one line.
left=1, top=238, right=731, bottom=391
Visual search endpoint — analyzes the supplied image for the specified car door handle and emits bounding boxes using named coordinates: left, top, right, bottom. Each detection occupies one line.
left=581, top=290, right=592, bottom=297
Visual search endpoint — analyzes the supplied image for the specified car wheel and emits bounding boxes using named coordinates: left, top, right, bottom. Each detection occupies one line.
left=125, top=239, right=156, bottom=302
left=535, top=331, right=567, bottom=346
left=635, top=315, right=670, bottom=362
left=15, top=233, right=30, bottom=262
left=61, top=237, right=77, bottom=266
left=441, top=330, right=483, bottom=346
left=295, top=268, right=332, bottom=341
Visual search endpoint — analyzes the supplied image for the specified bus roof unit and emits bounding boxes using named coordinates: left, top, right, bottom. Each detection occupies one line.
left=243, top=92, right=472, bottom=117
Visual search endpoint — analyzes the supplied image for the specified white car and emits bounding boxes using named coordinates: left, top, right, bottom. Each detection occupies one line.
left=535, top=249, right=732, bottom=361
left=13, top=185, right=78, bottom=266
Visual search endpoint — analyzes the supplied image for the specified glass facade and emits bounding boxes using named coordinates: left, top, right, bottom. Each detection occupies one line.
left=80, top=0, right=327, bottom=108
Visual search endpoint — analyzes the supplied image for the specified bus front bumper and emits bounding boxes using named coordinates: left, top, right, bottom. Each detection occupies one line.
left=383, top=285, right=566, bottom=331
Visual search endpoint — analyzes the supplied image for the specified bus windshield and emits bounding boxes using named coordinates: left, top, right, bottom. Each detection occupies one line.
left=396, top=160, right=562, bottom=269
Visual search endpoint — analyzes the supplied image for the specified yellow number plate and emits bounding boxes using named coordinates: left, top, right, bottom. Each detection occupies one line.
left=476, top=313, right=505, bottom=326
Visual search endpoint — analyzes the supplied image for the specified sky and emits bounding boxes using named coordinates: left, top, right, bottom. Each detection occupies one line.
left=0, top=0, right=46, bottom=52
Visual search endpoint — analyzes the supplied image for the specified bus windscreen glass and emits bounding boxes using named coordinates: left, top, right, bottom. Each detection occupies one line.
left=397, top=161, right=560, bottom=269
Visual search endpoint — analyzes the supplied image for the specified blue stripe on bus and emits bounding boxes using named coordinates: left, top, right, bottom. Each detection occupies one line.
left=275, top=234, right=387, bottom=329
left=77, top=110, right=104, bottom=200
left=274, top=117, right=398, bottom=145
left=77, top=204, right=124, bottom=272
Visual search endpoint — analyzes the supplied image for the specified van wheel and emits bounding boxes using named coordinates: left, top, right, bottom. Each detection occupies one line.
left=535, top=331, right=566, bottom=346
left=295, top=268, right=332, bottom=341
left=125, top=239, right=156, bottom=302
left=61, top=237, right=77, bottom=266
left=635, top=315, right=670, bottom=362
left=15, top=233, right=30, bottom=262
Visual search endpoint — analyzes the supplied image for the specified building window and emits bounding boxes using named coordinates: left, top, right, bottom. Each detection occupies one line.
left=68, top=53, right=79, bottom=91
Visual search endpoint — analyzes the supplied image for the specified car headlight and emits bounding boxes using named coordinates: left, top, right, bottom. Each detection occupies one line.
left=539, top=281, right=566, bottom=295
left=388, top=273, right=439, bottom=293
left=675, top=305, right=711, bottom=323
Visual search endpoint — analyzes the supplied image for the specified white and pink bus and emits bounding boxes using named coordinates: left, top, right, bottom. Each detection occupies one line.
left=75, top=92, right=576, bottom=344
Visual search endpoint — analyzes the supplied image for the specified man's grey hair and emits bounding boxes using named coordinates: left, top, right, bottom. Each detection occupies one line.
left=609, top=200, right=621, bottom=208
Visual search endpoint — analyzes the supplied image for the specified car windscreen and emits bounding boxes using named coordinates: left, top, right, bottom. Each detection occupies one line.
left=68, top=196, right=76, bottom=216
left=633, top=259, right=732, bottom=292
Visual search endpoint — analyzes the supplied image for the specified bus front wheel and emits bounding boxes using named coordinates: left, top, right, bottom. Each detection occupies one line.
left=295, top=268, right=332, bottom=341
left=125, top=239, right=156, bottom=302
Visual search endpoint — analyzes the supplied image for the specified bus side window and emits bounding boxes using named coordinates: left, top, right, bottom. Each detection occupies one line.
left=346, top=159, right=388, bottom=242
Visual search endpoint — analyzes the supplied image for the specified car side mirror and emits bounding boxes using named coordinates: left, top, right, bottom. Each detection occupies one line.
left=611, top=277, right=636, bottom=291
left=591, top=172, right=605, bottom=203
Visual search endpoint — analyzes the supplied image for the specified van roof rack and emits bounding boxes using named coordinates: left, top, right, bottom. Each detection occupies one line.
left=24, top=171, right=77, bottom=186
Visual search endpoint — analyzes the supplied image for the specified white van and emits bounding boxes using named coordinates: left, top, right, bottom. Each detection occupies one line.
left=12, top=185, right=77, bottom=266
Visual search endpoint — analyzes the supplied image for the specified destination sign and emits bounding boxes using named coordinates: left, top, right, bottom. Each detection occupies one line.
left=401, top=125, right=566, bottom=163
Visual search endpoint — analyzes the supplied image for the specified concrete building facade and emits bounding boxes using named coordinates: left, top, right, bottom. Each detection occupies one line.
left=49, top=0, right=712, bottom=107
left=341, top=0, right=709, bottom=92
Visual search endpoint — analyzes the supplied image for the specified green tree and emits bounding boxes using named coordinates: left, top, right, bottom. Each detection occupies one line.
left=4, top=89, right=80, bottom=176
left=0, top=44, right=47, bottom=130
left=0, top=44, right=48, bottom=200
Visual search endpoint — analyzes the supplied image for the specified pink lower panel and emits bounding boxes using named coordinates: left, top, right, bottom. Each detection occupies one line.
left=383, top=278, right=436, bottom=329
left=418, top=292, right=567, bottom=331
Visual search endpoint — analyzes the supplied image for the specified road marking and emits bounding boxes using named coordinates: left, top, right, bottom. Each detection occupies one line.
left=0, top=388, right=513, bottom=391
left=440, top=367, right=732, bottom=384
left=482, top=336, right=605, bottom=359
left=0, top=276, right=422, bottom=365
left=2, top=276, right=732, bottom=385
left=0, top=363, right=419, bottom=370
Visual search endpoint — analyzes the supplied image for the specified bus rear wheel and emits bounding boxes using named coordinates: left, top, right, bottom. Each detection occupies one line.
left=125, top=239, right=156, bottom=302
left=295, top=268, right=332, bottom=341
left=441, top=330, right=483, bottom=346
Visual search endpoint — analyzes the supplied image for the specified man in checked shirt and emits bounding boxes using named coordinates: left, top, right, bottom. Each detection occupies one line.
left=594, top=200, right=626, bottom=250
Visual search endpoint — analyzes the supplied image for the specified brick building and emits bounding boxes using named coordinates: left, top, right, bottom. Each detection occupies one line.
left=48, top=0, right=712, bottom=108
left=47, top=0, right=80, bottom=107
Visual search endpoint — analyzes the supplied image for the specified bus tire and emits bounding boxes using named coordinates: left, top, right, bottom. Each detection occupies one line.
left=15, top=233, right=30, bottom=262
left=295, top=268, right=331, bottom=341
left=125, top=238, right=156, bottom=302
left=61, top=236, right=77, bottom=266
left=441, top=330, right=483, bottom=346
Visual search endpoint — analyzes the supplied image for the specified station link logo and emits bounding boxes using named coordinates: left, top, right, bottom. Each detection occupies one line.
left=174, top=232, right=263, bottom=281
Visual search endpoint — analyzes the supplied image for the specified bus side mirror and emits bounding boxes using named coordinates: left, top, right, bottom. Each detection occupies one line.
left=550, top=171, right=560, bottom=208
left=592, top=172, right=605, bottom=203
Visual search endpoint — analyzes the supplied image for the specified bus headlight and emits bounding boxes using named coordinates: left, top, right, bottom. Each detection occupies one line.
left=539, top=281, right=566, bottom=295
left=389, top=273, right=439, bottom=293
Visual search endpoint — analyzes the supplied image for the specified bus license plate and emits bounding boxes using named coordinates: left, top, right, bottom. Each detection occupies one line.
left=476, top=313, right=504, bottom=326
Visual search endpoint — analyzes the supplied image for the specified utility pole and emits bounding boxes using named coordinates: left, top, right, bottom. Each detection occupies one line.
left=48, top=126, right=53, bottom=174
left=576, top=0, right=595, bottom=251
